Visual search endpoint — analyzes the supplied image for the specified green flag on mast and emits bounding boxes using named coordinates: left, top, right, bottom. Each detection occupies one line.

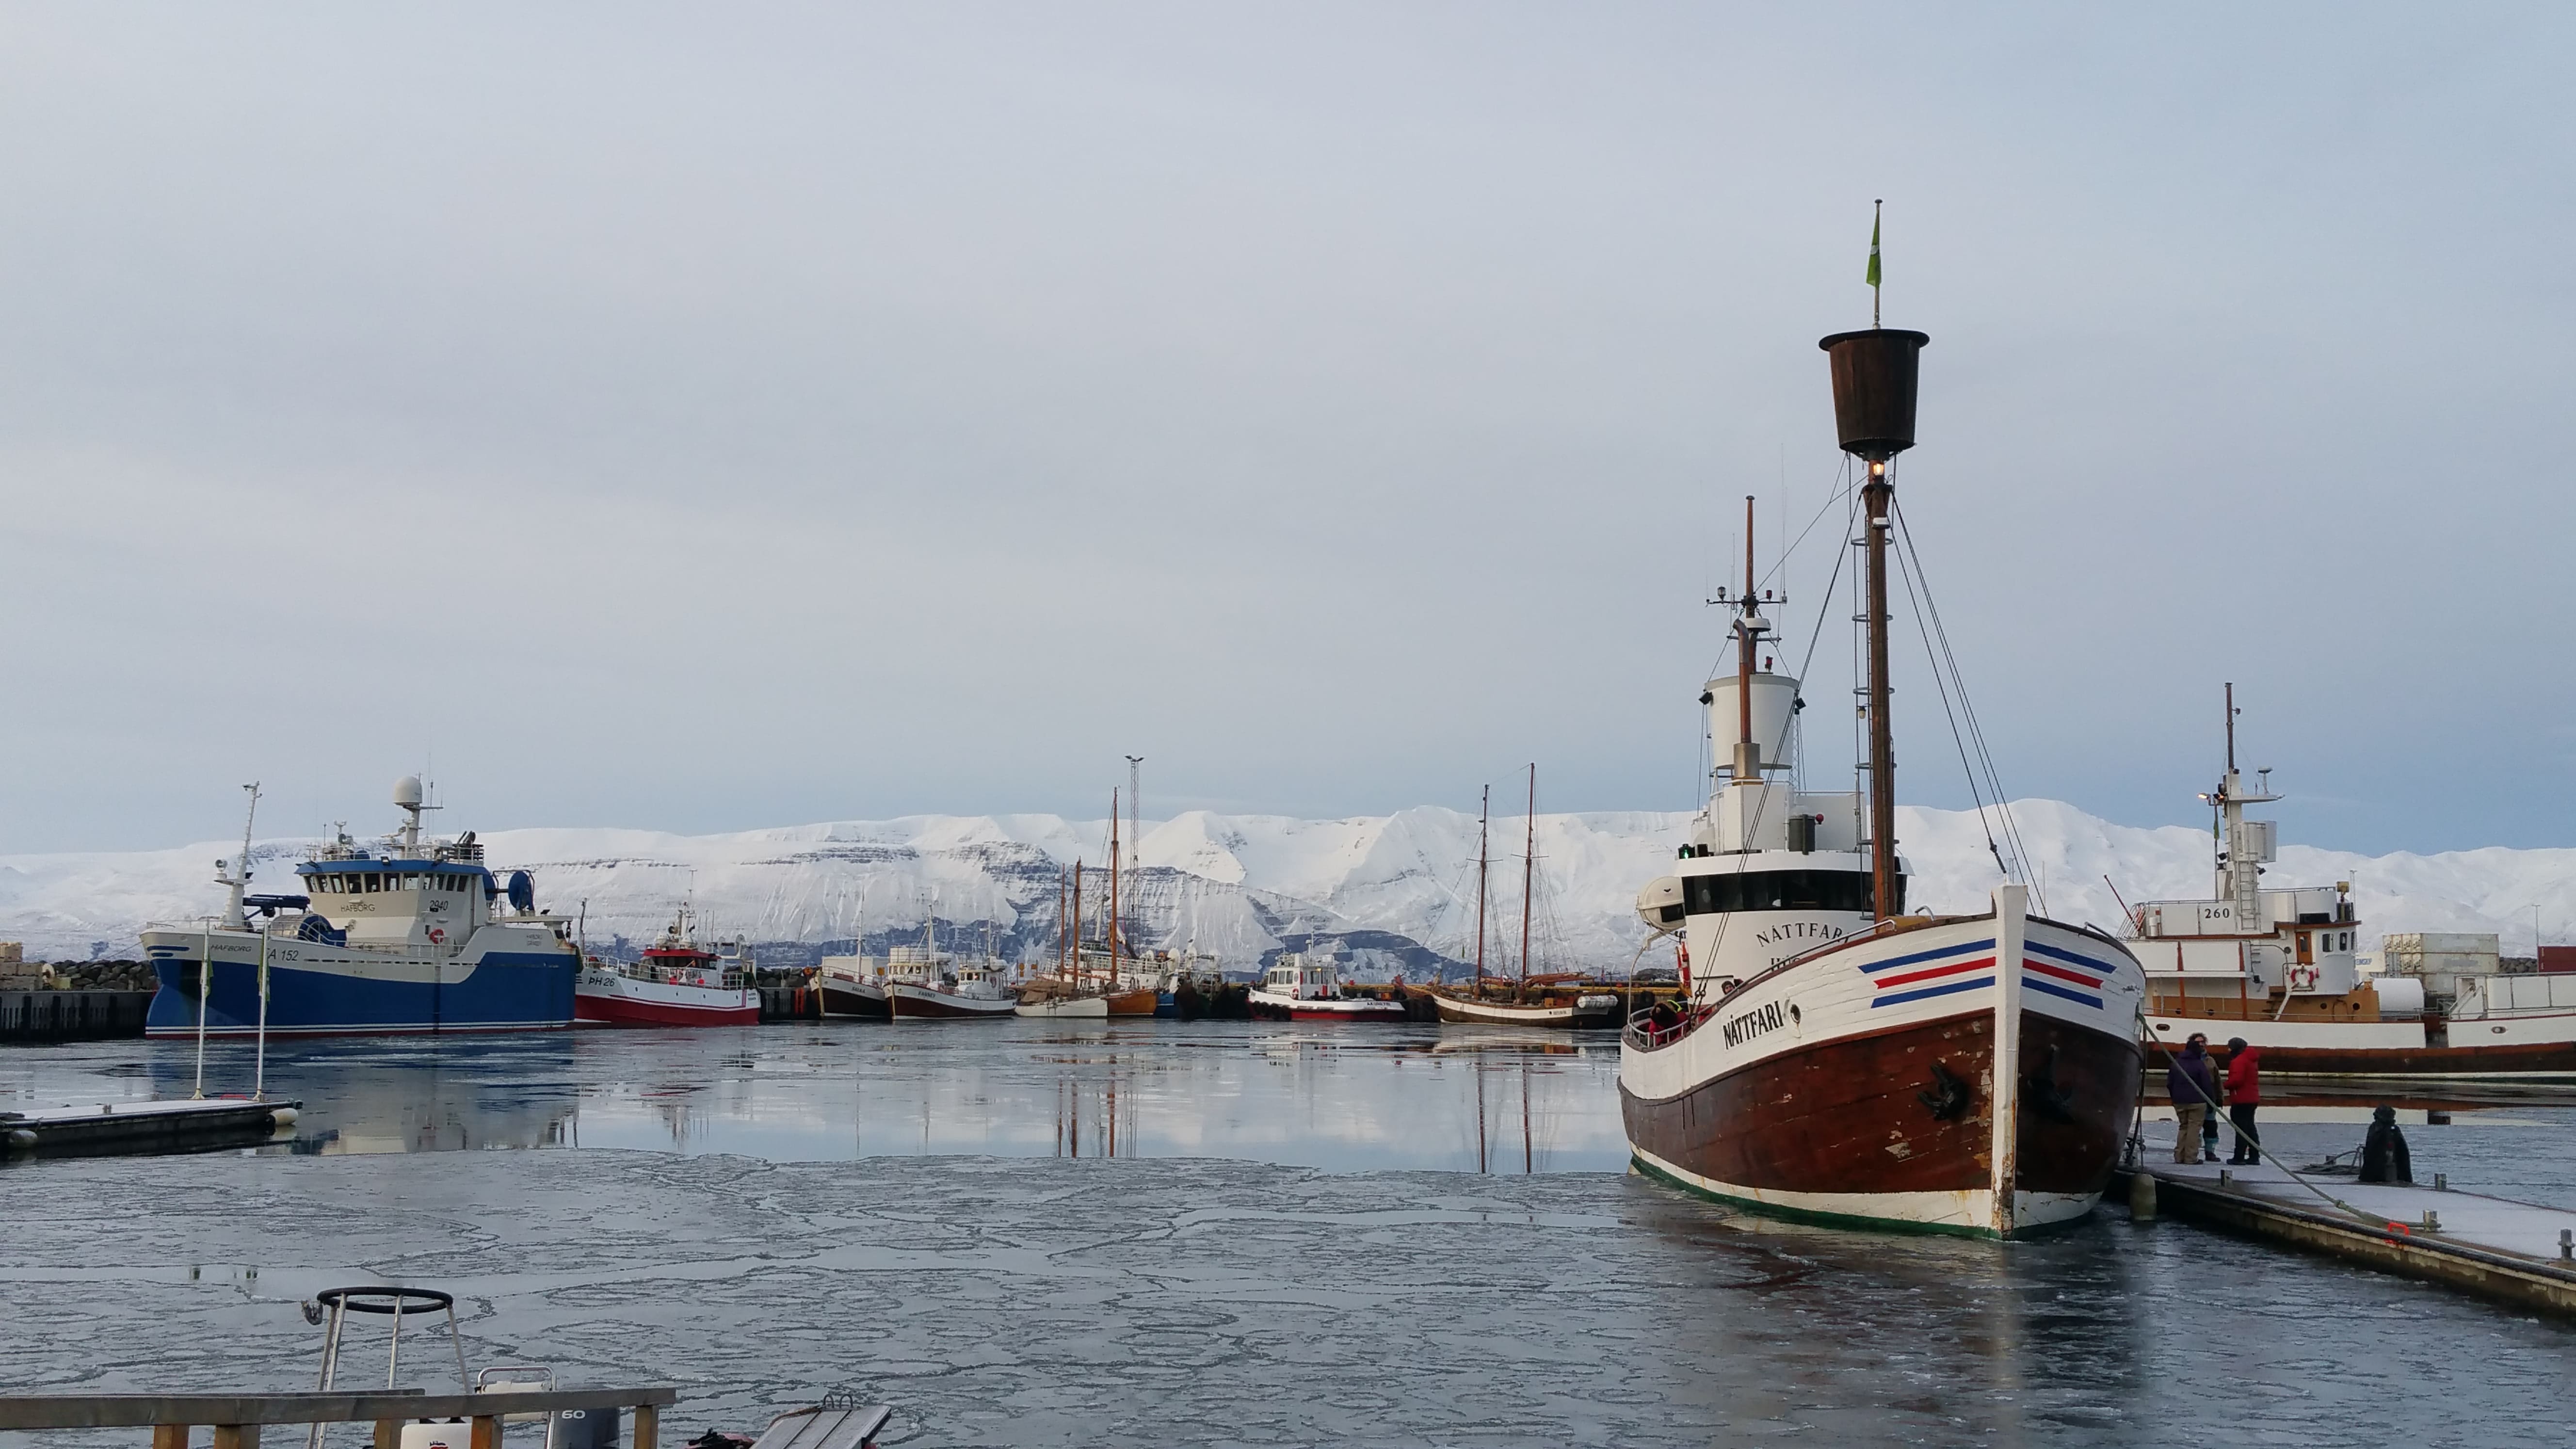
left=1866, top=200, right=1882, bottom=325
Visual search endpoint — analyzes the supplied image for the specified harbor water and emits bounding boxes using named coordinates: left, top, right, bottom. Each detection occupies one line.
left=5, top=1022, right=2575, bottom=1447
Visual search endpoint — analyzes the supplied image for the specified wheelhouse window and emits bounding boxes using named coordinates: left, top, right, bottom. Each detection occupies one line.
left=1683, top=869, right=1891, bottom=916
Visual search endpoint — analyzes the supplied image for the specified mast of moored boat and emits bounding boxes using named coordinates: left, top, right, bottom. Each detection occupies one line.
left=1862, top=459, right=1897, bottom=919
left=1736, top=498, right=1759, bottom=782
left=1473, top=786, right=1489, bottom=997
left=1109, top=789, right=1121, bottom=987
left=1072, top=861, right=1083, bottom=985
left=1518, top=765, right=1535, bottom=1002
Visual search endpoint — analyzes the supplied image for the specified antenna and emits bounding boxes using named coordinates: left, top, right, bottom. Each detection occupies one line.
left=219, top=783, right=263, bottom=931
left=2225, top=681, right=2238, bottom=774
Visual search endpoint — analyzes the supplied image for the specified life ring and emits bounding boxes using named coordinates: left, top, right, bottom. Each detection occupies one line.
left=428, top=927, right=446, bottom=945
left=2288, top=964, right=2318, bottom=991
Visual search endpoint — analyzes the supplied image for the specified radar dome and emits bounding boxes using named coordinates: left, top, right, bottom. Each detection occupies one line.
left=393, top=775, right=425, bottom=807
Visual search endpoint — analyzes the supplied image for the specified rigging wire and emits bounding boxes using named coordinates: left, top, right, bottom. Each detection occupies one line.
left=1887, top=512, right=2010, bottom=883
left=1889, top=496, right=2049, bottom=918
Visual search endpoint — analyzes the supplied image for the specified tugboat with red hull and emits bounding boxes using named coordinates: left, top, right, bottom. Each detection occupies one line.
left=1618, top=310, right=2145, bottom=1238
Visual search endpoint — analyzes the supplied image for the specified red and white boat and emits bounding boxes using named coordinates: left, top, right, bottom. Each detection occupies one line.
left=1248, top=952, right=1407, bottom=1022
left=575, top=906, right=758, bottom=1028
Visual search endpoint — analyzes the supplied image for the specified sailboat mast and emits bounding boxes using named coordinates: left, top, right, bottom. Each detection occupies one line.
left=1862, top=460, right=1897, bottom=918
left=1110, top=788, right=1121, bottom=978
left=1518, top=764, right=1536, bottom=992
left=1473, top=785, right=1489, bottom=989
left=1057, top=869, right=1068, bottom=978
left=1072, top=860, right=1083, bottom=982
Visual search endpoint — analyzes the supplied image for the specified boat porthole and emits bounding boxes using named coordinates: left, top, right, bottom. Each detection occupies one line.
left=2495, top=1026, right=2507, bottom=1034
left=1788, top=1004, right=1801, bottom=1025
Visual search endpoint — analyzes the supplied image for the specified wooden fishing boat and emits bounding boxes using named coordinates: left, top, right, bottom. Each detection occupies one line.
left=817, top=955, right=891, bottom=1018
left=886, top=961, right=1016, bottom=1020
left=1618, top=318, right=2143, bottom=1238
left=1429, top=773, right=1622, bottom=1029
left=1434, top=984, right=1624, bottom=1029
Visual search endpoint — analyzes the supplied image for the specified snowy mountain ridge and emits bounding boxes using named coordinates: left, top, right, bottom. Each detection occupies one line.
left=3, top=800, right=2568, bottom=971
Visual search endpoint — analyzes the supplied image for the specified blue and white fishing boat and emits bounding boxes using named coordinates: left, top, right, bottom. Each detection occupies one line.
left=142, top=777, right=579, bottom=1037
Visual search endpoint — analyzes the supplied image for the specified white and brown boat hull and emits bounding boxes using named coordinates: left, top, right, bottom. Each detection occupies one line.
left=819, top=975, right=890, bottom=1020
left=1014, top=993, right=1109, bottom=1018
left=1433, top=990, right=1622, bottom=1029
left=1619, top=886, right=2145, bottom=1238
left=886, top=982, right=1016, bottom=1020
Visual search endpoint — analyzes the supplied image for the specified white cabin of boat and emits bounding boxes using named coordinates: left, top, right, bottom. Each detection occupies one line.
left=1261, top=954, right=1344, bottom=1001
left=2126, top=692, right=2400, bottom=1030
left=1634, top=655, right=1898, bottom=1009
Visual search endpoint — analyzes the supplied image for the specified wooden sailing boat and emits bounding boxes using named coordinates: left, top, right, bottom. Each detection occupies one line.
left=1430, top=770, right=1624, bottom=1029
left=1020, top=792, right=1157, bottom=1017
left=1016, top=862, right=1108, bottom=1018
left=1616, top=316, right=2145, bottom=1237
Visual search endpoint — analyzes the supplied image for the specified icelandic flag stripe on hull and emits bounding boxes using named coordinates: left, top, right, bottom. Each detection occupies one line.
left=1861, top=938, right=1998, bottom=1008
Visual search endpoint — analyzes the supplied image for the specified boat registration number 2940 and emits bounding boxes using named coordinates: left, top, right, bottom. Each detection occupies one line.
left=1722, top=999, right=1789, bottom=1049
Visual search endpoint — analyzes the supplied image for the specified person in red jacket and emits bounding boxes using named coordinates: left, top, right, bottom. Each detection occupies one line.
left=2223, top=1036, right=2262, bottom=1165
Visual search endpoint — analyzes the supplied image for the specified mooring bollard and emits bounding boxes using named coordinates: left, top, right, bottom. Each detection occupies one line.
left=2422, top=1210, right=2441, bottom=1234
left=2434, top=1173, right=2447, bottom=1191
left=2559, top=1228, right=2571, bottom=1262
left=2128, top=1169, right=2156, bottom=1223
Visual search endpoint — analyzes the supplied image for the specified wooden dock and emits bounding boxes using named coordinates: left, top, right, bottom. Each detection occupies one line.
left=1, top=1096, right=300, bottom=1159
left=0, top=1386, right=681, bottom=1448
left=2116, top=1152, right=2576, bottom=1318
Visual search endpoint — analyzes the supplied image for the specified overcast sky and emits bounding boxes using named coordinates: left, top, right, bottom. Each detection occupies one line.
left=2, top=4, right=2569, bottom=857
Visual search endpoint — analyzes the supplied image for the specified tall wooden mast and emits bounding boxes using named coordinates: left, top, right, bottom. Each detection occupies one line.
left=1473, top=785, right=1490, bottom=992
left=1862, top=459, right=1897, bottom=918
left=1518, top=764, right=1536, bottom=999
left=1109, top=789, right=1121, bottom=978
left=1820, top=323, right=1929, bottom=921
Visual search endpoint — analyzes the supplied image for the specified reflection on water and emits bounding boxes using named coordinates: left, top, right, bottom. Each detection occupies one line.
left=6, top=1025, right=2576, bottom=1446
left=1, top=1022, right=1627, bottom=1173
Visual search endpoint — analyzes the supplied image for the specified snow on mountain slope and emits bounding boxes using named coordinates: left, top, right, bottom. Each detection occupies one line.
left=4, top=801, right=2568, bottom=970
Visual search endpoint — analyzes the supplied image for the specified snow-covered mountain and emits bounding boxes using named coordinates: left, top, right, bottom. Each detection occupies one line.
left=4, top=801, right=2568, bottom=972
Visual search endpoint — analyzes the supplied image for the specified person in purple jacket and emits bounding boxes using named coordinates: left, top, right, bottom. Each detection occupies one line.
left=2166, top=1033, right=2218, bottom=1164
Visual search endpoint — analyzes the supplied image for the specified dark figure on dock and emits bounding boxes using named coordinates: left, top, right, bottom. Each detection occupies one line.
left=2224, top=1036, right=2261, bottom=1165
left=2166, top=1033, right=2217, bottom=1164
left=2359, top=1105, right=2413, bottom=1184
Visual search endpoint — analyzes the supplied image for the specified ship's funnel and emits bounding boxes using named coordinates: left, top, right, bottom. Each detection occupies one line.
left=1818, top=328, right=1930, bottom=461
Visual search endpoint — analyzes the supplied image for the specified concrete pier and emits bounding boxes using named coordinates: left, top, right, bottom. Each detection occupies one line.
left=0, top=989, right=154, bottom=1042
left=2115, top=1152, right=2576, bottom=1319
